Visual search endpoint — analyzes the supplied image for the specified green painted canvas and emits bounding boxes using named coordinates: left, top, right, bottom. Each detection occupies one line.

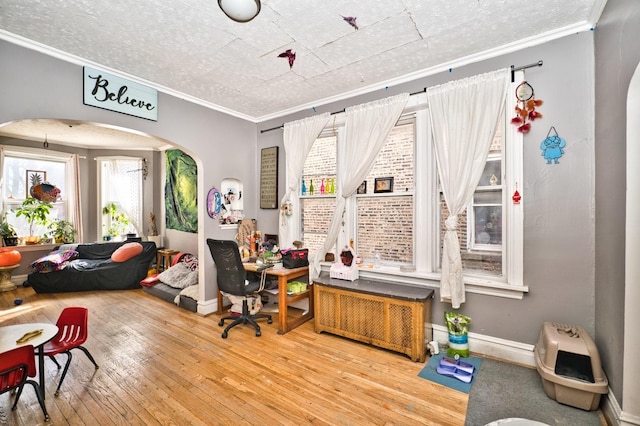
left=165, top=149, right=197, bottom=233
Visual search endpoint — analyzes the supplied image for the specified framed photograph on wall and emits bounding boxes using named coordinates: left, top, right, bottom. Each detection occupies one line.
left=260, top=146, right=279, bottom=209
left=26, top=170, right=46, bottom=197
left=374, top=177, right=394, bottom=193
left=357, top=180, right=367, bottom=194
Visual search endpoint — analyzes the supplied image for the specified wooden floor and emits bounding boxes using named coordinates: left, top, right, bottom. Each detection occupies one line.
left=1, top=285, right=467, bottom=426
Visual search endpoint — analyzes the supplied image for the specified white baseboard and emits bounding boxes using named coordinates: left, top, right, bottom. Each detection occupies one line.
left=197, top=298, right=217, bottom=315
left=432, top=324, right=536, bottom=367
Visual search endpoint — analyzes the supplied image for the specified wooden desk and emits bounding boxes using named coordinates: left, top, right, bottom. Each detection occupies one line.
left=217, top=264, right=313, bottom=334
left=0, top=323, right=59, bottom=399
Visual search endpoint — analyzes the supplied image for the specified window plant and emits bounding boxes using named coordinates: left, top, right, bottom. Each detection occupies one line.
left=14, top=197, right=52, bottom=244
left=50, top=219, right=76, bottom=244
left=0, top=216, right=18, bottom=246
left=102, top=202, right=130, bottom=240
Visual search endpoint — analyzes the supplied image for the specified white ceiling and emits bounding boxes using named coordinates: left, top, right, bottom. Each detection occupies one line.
left=0, top=0, right=606, bottom=149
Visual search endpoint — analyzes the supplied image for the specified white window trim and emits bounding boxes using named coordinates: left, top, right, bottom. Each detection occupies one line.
left=307, top=76, right=526, bottom=299
left=1, top=145, right=74, bottom=224
left=95, top=156, right=144, bottom=241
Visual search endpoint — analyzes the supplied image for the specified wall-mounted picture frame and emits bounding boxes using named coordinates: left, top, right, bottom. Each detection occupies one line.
left=374, top=177, right=394, bottom=193
left=260, top=146, right=279, bottom=209
left=356, top=180, right=367, bottom=194
left=26, top=170, right=46, bottom=197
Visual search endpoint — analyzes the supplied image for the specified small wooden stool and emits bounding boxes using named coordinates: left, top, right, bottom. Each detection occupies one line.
left=156, top=249, right=179, bottom=272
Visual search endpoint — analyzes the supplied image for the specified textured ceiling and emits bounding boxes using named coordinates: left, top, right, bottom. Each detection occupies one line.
left=0, top=0, right=605, bottom=148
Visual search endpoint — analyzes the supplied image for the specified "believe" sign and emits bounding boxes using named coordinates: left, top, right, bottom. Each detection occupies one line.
left=83, top=67, right=158, bottom=121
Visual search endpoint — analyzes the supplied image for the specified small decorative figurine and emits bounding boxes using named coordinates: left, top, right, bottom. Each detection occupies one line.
left=540, top=126, right=566, bottom=164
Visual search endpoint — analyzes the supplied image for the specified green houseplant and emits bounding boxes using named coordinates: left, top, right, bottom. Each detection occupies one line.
left=0, top=216, right=18, bottom=246
left=14, top=198, right=52, bottom=244
left=102, top=202, right=130, bottom=240
left=50, top=219, right=76, bottom=244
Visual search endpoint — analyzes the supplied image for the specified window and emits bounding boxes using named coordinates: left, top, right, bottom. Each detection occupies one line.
left=301, top=134, right=337, bottom=256
left=356, top=121, right=414, bottom=264
left=1, top=147, right=73, bottom=239
left=295, top=75, right=524, bottom=295
left=97, top=157, right=144, bottom=240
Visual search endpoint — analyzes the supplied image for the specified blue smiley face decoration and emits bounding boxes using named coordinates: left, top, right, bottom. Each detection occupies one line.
left=541, top=126, right=566, bottom=164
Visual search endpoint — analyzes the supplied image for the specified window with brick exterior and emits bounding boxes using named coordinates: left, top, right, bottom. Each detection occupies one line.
left=293, top=80, right=523, bottom=292
left=357, top=121, right=414, bottom=264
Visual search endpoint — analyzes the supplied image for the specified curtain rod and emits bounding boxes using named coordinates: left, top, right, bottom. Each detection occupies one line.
left=259, top=88, right=427, bottom=134
left=510, top=60, right=543, bottom=82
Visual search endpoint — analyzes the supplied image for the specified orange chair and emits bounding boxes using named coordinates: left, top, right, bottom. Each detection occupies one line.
left=0, top=345, right=50, bottom=421
left=41, top=307, right=99, bottom=396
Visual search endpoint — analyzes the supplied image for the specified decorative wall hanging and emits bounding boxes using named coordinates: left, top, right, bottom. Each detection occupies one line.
left=512, top=183, right=521, bottom=204
left=260, top=146, right=279, bottom=209
left=510, top=81, right=543, bottom=133
left=540, top=126, right=566, bottom=164
left=207, top=187, right=222, bottom=219
left=165, top=149, right=197, bottom=233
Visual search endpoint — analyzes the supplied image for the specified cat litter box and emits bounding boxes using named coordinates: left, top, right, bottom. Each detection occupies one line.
left=534, top=322, right=608, bottom=411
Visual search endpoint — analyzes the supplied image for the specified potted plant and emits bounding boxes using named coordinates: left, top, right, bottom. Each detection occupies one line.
left=0, top=217, right=19, bottom=246
left=14, top=197, right=52, bottom=244
left=102, top=202, right=130, bottom=240
left=50, top=219, right=76, bottom=244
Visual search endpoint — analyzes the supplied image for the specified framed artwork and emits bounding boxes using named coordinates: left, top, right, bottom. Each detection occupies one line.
left=260, top=146, right=279, bottom=209
left=374, top=177, right=394, bottom=193
left=26, top=170, right=46, bottom=197
left=356, top=180, right=367, bottom=194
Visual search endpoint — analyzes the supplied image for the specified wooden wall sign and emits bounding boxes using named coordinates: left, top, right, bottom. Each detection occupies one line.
left=260, top=146, right=279, bottom=209
left=83, top=66, right=158, bottom=121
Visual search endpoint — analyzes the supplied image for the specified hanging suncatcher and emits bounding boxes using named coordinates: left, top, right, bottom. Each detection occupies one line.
left=511, top=80, right=543, bottom=134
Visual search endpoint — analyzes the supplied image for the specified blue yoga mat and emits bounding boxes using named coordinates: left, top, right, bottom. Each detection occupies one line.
left=417, top=353, right=483, bottom=393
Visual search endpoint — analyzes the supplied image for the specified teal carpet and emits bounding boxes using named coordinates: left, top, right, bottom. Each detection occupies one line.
left=417, top=353, right=483, bottom=393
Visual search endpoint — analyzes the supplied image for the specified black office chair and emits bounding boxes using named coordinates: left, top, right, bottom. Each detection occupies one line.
left=207, top=239, right=273, bottom=338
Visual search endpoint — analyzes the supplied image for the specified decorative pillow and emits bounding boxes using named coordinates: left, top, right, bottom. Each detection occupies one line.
left=157, top=262, right=198, bottom=289
left=111, top=242, right=143, bottom=262
left=30, top=249, right=79, bottom=273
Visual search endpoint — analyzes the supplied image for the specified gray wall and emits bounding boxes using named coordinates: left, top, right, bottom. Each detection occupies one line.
left=594, top=0, right=640, bottom=411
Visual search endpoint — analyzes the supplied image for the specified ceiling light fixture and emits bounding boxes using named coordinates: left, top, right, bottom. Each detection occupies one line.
left=218, top=0, right=261, bottom=23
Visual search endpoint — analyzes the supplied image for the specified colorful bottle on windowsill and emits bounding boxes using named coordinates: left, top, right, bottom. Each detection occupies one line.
left=309, top=179, right=314, bottom=195
left=301, top=179, right=306, bottom=196
left=320, top=178, right=325, bottom=195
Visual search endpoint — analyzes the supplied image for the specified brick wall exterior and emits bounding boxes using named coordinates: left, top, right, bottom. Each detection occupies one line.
left=300, top=120, right=502, bottom=274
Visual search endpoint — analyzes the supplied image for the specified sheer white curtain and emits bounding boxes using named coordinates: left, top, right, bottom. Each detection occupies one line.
left=310, top=93, right=410, bottom=279
left=278, top=113, right=330, bottom=249
left=427, top=68, right=509, bottom=308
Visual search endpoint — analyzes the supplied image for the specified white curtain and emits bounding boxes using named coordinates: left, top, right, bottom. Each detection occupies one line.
left=278, top=113, right=330, bottom=249
left=310, top=93, right=410, bottom=279
left=69, top=154, right=83, bottom=242
left=427, top=68, right=509, bottom=308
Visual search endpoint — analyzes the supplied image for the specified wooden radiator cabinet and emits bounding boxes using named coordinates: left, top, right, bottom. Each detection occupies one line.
left=313, top=274, right=434, bottom=362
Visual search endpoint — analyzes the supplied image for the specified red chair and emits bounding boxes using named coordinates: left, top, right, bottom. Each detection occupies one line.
left=0, top=345, right=50, bottom=421
left=41, top=307, right=99, bottom=396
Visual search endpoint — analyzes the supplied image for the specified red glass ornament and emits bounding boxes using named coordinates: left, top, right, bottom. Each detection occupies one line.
left=512, top=190, right=521, bottom=204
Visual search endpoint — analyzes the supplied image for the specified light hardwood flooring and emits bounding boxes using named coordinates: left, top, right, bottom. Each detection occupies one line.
left=1, top=285, right=467, bottom=425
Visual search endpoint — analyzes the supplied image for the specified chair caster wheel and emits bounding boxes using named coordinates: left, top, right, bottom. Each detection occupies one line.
left=221, top=331, right=228, bottom=338
left=218, top=320, right=224, bottom=326
left=267, top=318, right=273, bottom=324
left=255, top=330, right=262, bottom=337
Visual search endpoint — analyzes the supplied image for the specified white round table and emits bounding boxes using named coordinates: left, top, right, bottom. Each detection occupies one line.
left=0, top=322, right=59, bottom=399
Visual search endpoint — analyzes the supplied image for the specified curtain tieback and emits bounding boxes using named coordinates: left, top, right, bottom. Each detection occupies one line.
left=445, top=215, right=459, bottom=231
